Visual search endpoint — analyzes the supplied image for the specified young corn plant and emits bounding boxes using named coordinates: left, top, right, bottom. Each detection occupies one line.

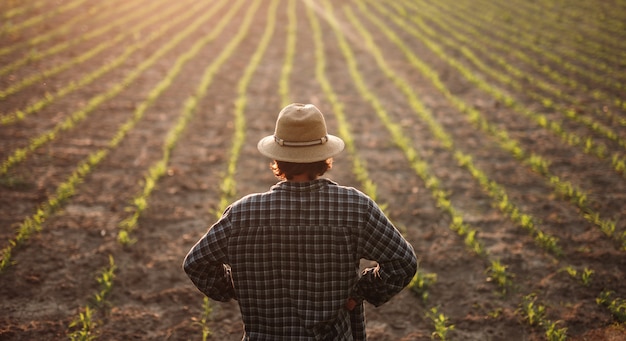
left=194, top=297, right=212, bottom=341
left=486, top=260, right=513, bottom=295
left=426, top=307, right=455, bottom=340
left=597, top=291, right=626, bottom=323
left=561, top=266, right=594, bottom=287
left=94, top=255, right=116, bottom=308
left=518, top=293, right=568, bottom=338
left=68, top=306, right=97, bottom=341
left=67, top=255, right=117, bottom=340
left=409, top=270, right=438, bottom=302
left=520, top=294, right=546, bottom=327
left=544, top=320, right=568, bottom=341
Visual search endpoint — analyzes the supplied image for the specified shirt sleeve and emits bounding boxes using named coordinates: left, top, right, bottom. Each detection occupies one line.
left=183, top=207, right=236, bottom=302
left=353, top=199, right=417, bottom=307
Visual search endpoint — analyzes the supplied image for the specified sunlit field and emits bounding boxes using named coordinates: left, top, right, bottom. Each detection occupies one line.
left=1, top=0, right=625, bottom=340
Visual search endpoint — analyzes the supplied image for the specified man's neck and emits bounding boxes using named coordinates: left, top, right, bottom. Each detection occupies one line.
left=289, top=174, right=318, bottom=182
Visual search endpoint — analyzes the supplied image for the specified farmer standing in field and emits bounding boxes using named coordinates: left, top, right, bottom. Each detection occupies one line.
left=183, top=103, right=417, bottom=340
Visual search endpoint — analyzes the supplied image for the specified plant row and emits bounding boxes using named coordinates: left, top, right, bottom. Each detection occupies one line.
left=363, top=0, right=626, bottom=327
left=398, top=0, right=626, bottom=181
left=2, top=0, right=247, bottom=337
left=0, top=0, right=147, bottom=77
left=0, top=0, right=229, bottom=270
left=443, top=0, right=626, bottom=107
left=486, top=0, right=626, bottom=73
left=67, top=255, right=117, bottom=340
left=117, top=0, right=248, bottom=244
left=118, top=0, right=265, bottom=339
left=0, top=0, right=195, bottom=125
left=0, top=0, right=172, bottom=96
left=0, top=0, right=135, bottom=58
left=413, top=1, right=626, bottom=152
left=374, top=0, right=626, bottom=249
left=417, top=0, right=626, bottom=125
left=353, top=0, right=626, bottom=335
left=1, top=1, right=46, bottom=21
left=1, top=0, right=88, bottom=38
left=0, top=0, right=213, bottom=175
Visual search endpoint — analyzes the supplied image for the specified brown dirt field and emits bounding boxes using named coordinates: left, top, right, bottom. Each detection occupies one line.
left=1, top=0, right=625, bottom=340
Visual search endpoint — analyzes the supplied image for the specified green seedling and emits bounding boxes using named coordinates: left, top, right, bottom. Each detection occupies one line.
left=544, top=320, right=567, bottom=341
left=409, top=270, right=438, bottom=302
left=520, top=293, right=546, bottom=327
left=487, top=260, right=512, bottom=294
left=597, top=291, right=626, bottom=323
left=94, top=255, right=116, bottom=307
left=68, top=306, right=97, bottom=341
left=426, top=306, right=455, bottom=340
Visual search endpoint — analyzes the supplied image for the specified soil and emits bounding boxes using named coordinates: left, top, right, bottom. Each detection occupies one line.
left=1, top=0, right=625, bottom=340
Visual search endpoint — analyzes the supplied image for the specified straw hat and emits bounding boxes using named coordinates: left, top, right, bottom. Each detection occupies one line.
left=257, top=103, right=345, bottom=163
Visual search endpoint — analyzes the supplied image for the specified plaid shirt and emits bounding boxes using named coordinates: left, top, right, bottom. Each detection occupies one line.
left=184, top=179, right=417, bottom=340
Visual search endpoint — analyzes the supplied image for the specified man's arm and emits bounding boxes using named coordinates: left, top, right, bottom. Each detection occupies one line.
left=352, top=200, right=418, bottom=306
left=183, top=210, right=236, bottom=302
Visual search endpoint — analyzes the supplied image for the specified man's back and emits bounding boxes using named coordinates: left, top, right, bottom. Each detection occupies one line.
left=228, top=179, right=364, bottom=339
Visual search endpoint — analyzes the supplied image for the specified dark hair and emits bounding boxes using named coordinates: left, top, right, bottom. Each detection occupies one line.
left=271, top=159, right=333, bottom=180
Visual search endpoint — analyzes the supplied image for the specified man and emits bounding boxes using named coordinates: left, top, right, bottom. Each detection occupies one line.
left=183, top=103, right=417, bottom=340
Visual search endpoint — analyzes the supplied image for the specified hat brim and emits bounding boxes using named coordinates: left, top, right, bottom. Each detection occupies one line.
left=257, top=134, right=345, bottom=163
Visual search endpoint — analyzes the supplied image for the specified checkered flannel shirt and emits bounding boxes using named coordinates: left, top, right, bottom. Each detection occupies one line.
left=183, top=179, right=417, bottom=340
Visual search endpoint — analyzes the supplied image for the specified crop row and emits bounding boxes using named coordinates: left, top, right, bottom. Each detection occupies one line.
left=439, top=0, right=626, bottom=112
left=420, top=1, right=626, bottom=126
left=1, top=1, right=46, bottom=21
left=329, top=2, right=568, bottom=337
left=372, top=0, right=626, bottom=249
left=0, top=0, right=182, bottom=123
left=0, top=0, right=233, bottom=266
left=352, top=0, right=625, bottom=336
left=199, top=1, right=278, bottom=338
left=370, top=0, right=619, bottom=334
left=0, top=0, right=212, bottom=174
left=118, top=0, right=247, bottom=245
left=1, top=0, right=250, bottom=337
left=416, top=2, right=626, bottom=151
left=1, top=0, right=88, bottom=38
left=0, top=0, right=152, bottom=78
left=0, top=0, right=130, bottom=58
left=483, top=0, right=626, bottom=75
